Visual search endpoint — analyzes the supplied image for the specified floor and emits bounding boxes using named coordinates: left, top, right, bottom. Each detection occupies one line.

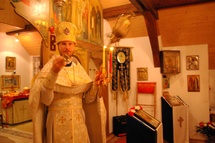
left=4, top=121, right=33, bottom=133
left=1, top=121, right=208, bottom=143
left=0, top=121, right=33, bottom=143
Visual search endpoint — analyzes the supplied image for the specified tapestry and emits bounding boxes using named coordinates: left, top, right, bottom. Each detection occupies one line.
left=112, top=47, right=130, bottom=92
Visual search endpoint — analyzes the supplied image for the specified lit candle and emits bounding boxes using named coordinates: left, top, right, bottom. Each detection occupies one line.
left=109, top=47, right=114, bottom=74
left=102, top=46, right=106, bottom=73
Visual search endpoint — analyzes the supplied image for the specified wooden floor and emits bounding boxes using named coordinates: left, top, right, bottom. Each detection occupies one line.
left=107, top=134, right=125, bottom=143
left=106, top=133, right=208, bottom=143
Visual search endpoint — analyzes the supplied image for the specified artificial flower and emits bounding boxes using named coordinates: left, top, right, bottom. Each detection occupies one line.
left=128, top=105, right=143, bottom=117
left=196, top=121, right=215, bottom=137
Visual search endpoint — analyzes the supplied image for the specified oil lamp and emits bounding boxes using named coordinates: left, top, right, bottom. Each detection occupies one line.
left=109, top=13, right=135, bottom=44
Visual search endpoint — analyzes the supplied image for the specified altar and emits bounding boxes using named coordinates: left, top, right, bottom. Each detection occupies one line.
left=161, top=96, right=189, bottom=143
left=2, top=92, right=31, bottom=125
left=126, top=109, right=163, bottom=143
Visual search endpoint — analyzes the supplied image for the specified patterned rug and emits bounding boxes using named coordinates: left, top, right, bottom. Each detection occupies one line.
left=0, top=128, right=33, bottom=143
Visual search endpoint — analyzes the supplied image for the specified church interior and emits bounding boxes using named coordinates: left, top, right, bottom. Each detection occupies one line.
left=1, top=0, right=215, bottom=143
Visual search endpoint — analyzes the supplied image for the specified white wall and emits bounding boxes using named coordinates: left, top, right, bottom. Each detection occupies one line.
left=209, top=70, right=215, bottom=108
left=162, top=45, right=209, bottom=140
left=104, top=19, right=211, bottom=140
left=0, top=32, right=31, bottom=92
left=103, top=19, right=163, bottom=133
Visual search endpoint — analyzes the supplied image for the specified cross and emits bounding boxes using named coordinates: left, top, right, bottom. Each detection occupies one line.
left=20, top=105, right=27, bottom=114
left=59, top=116, right=67, bottom=125
left=178, top=116, right=184, bottom=127
left=76, top=114, right=81, bottom=122
left=119, top=64, right=125, bottom=70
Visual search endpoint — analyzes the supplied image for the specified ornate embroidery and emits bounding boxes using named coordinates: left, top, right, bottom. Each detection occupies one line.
left=112, top=47, right=130, bottom=92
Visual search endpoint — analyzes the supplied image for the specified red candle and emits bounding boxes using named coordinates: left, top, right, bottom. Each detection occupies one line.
left=109, top=47, right=114, bottom=74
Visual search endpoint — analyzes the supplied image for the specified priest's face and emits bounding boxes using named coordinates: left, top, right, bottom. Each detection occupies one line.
left=58, top=41, right=76, bottom=57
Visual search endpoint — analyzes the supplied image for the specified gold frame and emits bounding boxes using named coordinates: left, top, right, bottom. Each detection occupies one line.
left=134, top=110, right=160, bottom=129
left=187, top=75, right=200, bottom=92
left=1, top=75, right=20, bottom=90
left=6, top=56, right=16, bottom=70
left=160, top=50, right=180, bottom=74
left=137, top=67, right=148, bottom=81
left=186, top=55, right=199, bottom=70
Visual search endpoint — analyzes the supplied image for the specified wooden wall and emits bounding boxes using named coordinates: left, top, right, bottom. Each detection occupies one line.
left=107, top=1, right=215, bottom=69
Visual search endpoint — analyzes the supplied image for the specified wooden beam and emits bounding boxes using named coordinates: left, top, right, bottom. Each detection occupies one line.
left=6, top=24, right=37, bottom=35
left=103, top=4, right=140, bottom=20
left=153, top=0, right=215, bottom=9
left=130, top=0, right=160, bottom=67
left=143, top=11, right=160, bottom=67
left=139, top=0, right=158, bottom=19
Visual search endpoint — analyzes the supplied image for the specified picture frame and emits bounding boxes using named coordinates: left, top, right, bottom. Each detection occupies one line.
left=1, top=75, right=20, bottom=90
left=6, top=56, right=16, bottom=70
left=134, top=110, right=161, bottom=129
left=187, top=75, right=200, bottom=92
left=186, top=55, right=199, bottom=70
left=160, top=50, right=180, bottom=74
left=162, top=75, right=170, bottom=89
left=137, top=67, right=148, bottom=81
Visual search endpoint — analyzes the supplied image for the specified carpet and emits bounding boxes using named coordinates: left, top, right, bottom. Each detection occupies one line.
left=0, top=128, right=33, bottom=143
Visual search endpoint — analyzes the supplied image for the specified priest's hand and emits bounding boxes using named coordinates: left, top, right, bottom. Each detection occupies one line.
left=94, top=66, right=112, bottom=86
left=51, top=56, right=65, bottom=73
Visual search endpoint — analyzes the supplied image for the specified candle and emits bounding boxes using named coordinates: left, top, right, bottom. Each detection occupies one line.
left=109, top=47, right=114, bottom=74
left=102, top=46, right=106, bottom=73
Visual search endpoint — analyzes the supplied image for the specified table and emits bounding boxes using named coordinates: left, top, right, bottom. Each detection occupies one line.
left=2, top=92, right=31, bottom=124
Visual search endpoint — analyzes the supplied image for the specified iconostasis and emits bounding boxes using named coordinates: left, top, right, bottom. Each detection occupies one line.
left=11, top=0, right=103, bottom=71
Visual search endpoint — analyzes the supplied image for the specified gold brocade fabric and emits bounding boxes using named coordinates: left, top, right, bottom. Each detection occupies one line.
left=48, top=95, right=89, bottom=143
left=29, top=55, right=106, bottom=143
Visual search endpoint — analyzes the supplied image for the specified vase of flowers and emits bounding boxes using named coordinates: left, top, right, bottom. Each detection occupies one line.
left=196, top=121, right=215, bottom=143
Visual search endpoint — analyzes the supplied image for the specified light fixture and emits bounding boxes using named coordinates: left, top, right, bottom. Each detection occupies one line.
left=14, top=33, right=19, bottom=42
left=109, top=13, right=135, bottom=44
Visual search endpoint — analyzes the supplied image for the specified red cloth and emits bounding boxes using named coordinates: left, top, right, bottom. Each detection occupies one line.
left=2, top=92, right=29, bottom=109
left=137, top=82, right=156, bottom=93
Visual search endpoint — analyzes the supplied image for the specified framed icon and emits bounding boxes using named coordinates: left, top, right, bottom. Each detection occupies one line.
left=6, top=56, right=16, bottom=70
left=160, top=50, right=180, bottom=74
left=1, top=75, right=20, bottom=90
left=134, top=110, right=161, bottom=129
left=187, top=75, right=200, bottom=92
left=186, top=55, right=199, bottom=70
left=137, top=67, right=148, bottom=81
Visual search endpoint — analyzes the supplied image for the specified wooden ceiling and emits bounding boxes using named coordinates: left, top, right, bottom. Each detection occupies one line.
left=1, top=0, right=215, bottom=68
left=103, top=0, right=215, bottom=69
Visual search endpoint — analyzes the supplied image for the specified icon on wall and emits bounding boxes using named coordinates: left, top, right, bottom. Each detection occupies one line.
left=137, top=67, right=148, bottom=81
left=186, top=55, right=199, bottom=70
left=1, top=75, right=20, bottom=90
left=187, top=75, right=200, bottom=92
left=160, top=50, right=180, bottom=74
left=6, top=56, right=16, bottom=71
left=163, top=75, right=170, bottom=89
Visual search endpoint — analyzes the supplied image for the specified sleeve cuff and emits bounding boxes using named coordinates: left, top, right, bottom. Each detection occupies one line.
left=43, top=70, right=58, bottom=89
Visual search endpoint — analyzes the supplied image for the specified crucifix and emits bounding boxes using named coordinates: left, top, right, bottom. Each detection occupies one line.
left=178, top=116, right=184, bottom=127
